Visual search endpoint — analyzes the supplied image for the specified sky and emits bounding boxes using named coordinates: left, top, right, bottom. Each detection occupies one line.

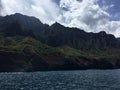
left=0, top=0, right=120, bottom=37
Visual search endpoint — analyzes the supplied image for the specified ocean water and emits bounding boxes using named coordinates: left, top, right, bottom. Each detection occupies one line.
left=0, top=70, right=120, bottom=90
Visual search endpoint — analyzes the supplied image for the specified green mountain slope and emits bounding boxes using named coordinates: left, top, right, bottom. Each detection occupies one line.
left=0, top=13, right=120, bottom=72
left=0, top=36, right=120, bottom=72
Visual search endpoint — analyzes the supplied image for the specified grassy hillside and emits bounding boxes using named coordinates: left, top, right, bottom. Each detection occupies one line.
left=0, top=36, right=120, bottom=72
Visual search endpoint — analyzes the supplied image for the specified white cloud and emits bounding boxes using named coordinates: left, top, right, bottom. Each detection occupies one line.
left=1, top=0, right=61, bottom=24
left=98, top=21, right=120, bottom=36
left=59, top=0, right=109, bottom=31
left=0, top=0, right=3, bottom=15
left=58, top=0, right=120, bottom=37
left=1, top=0, right=120, bottom=37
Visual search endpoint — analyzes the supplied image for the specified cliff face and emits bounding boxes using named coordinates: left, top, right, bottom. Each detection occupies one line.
left=0, top=13, right=119, bottom=50
left=48, top=24, right=119, bottom=50
left=117, top=38, right=120, bottom=42
left=0, top=44, right=120, bottom=72
left=0, top=13, right=120, bottom=72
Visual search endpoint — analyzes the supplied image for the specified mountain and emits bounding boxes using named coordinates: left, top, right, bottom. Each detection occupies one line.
left=0, top=13, right=49, bottom=39
left=0, top=16, right=2, bottom=20
left=0, top=36, right=120, bottom=72
left=48, top=23, right=119, bottom=50
left=0, top=13, right=120, bottom=72
left=117, top=38, right=120, bottom=42
left=0, top=13, right=119, bottom=51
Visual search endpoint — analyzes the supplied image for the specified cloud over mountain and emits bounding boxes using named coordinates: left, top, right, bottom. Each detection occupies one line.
left=0, top=0, right=120, bottom=37
left=1, top=0, right=61, bottom=24
left=59, top=0, right=120, bottom=37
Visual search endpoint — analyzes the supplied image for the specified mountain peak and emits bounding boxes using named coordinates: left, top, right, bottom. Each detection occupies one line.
left=12, top=13, right=23, bottom=16
left=5, top=13, right=42, bottom=23
left=0, top=13, right=44, bottom=32
left=52, top=22, right=65, bottom=27
left=99, top=31, right=106, bottom=34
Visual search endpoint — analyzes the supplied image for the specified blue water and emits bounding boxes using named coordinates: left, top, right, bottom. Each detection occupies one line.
left=0, top=70, right=120, bottom=90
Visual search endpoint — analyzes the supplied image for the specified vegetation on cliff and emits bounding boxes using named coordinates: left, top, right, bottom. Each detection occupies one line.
left=0, top=13, right=120, bottom=72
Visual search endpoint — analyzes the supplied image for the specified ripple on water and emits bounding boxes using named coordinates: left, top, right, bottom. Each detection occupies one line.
left=0, top=70, right=120, bottom=90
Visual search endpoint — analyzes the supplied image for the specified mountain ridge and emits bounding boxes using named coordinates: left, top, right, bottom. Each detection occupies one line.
left=0, top=13, right=120, bottom=72
left=1, top=13, right=119, bottom=50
